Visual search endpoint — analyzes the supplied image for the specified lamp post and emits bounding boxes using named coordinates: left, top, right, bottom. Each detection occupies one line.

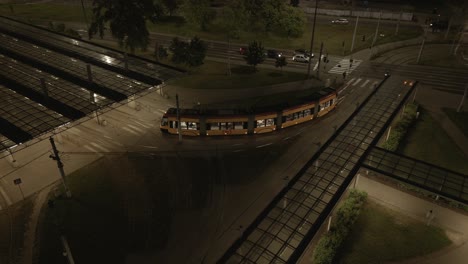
left=307, top=0, right=319, bottom=79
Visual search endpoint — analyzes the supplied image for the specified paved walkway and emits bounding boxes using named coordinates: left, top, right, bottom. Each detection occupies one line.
left=356, top=174, right=468, bottom=264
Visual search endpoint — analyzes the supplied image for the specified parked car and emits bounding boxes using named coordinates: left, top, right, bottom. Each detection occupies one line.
left=239, top=47, right=247, bottom=55
left=294, top=49, right=314, bottom=58
left=265, top=49, right=282, bottom=58
left=292, top=54, right=310, bottom=63
left=331, top=18, right=349, bottom=25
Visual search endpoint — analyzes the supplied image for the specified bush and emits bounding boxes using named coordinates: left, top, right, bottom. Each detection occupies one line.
left=382, top=103, right=418, bottom=151
left=313, top=190, right=368, bottom=264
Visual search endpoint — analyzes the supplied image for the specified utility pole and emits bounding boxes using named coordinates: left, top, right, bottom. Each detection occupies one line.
left=176, top=93, right=182, bottom=142
left=395, top=12, right=402, bottom=35
left=87, top=64, right=100, bottom=125
left=307, top=0, right=319, bottom=79
left=416, top=37, right=426, bottom=64
left=49, top=137, right=72, bottom=198
left=457, top=84, right=468, bottom=112
left=350, top=15, right=359, bottom=53
left=370, top=11, right=382, bottom=56
left=61, top=235, right=76, bottom=264
left=79, top=0, right=88, bottom=30
left=227, top=37, right=231, bottom=76
left=317, top=42, right=324, bottom=80
left=444, top=17, right=452, bottom=40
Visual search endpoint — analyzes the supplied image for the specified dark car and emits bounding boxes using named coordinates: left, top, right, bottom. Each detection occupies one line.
left=430, top=21, right=448, bottom=32
left=294, top=49, right=314, bottom=58
left=265, top=49, right=282, bottom=58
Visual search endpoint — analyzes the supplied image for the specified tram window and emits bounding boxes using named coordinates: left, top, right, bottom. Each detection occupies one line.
left=220, top=122, right=235, bottom=129
left=304, top=109, right=312, bottom=116
left=256, top=119, right=266, bottom=127
left=181, top=122, right=198, bottom=130
left=161, top=118, right=168, bottom=126
left=234, top=122, right=244, bottom=129
left=170, top=121, right=178, bottom=128
left=266, top=118, right=275, bottom=126
left=209, top=123, right=220, bottom=130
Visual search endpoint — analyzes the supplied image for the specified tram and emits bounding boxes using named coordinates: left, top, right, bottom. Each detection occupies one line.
left=160, top=87, right=337, bottom=136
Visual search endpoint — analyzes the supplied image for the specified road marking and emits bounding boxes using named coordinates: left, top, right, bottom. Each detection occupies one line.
left=352, top=78, right=362, bottom=86
left=283, top=137, right=291, bottom=141
left=313, top=62, right=319, bottom=71
left=84, top=145, right=100, bottom=153
left=133, top=120, right=152, bottom=128
left=360, top=79, right=370, bottom=87
left=256, top=143, right=273, bottom=148
left=121, top=127, right=139, bottom=135
left=232, top=143, right=244, bottom=146
left=346, top=78, right=356, bottom=85
left=137, top=145, right=158, bottom=149
left=90, top=142, right=110, bottom=152
left=0, top=182, right=12, bottom=206
left=127, top=124, right=144, bottom=132
left=232, top=149, right=244, bottom=152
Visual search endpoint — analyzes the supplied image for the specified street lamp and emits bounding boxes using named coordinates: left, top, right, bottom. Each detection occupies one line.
left=307, top=0, right=319, bottom=79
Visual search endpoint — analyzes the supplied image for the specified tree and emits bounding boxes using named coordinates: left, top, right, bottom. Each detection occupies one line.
left=186, top=36, right=207, bottom=67
left=169, top=36, right=207, bottom=67
left=162, top=0, right=179, bottom=16
left=88, top=0, right=163, bottom=52
left=278, top=5, right=305, bottom=38
left=275, top=56, right=287, bottom=72
left=244, top=41, right=265, bottom=70
left=290, top=0, right=299, bottom=7
left=182, top=0, right=215, bottom=31
left=220, top=1, right=248, bottom=75
left=169, top=37, right=188, bottom=64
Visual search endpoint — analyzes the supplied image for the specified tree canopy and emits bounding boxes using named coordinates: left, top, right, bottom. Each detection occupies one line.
left=244, top=41, right=265, bottom=69
left=169, top=36, right=207, bottom=67
left=88, top=0, right=163, bottom=52
left=182, top=0, right=216, bottom=31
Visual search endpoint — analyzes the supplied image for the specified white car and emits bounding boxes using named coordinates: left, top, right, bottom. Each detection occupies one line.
left=332, top=18, right=349, bottom=25
left=292, top=54, right=310, bottom=63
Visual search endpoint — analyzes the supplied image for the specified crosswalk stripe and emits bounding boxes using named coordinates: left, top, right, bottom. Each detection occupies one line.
left=360, top=80, right=370, bottom=87
left=133, top=120, right=152, bottom=128
left=84, top=145, right=100, bottom=153
left=90, top=142, right=110, bottom=152
left=346, top=78, right=356, bottom=85
left=127, top=124, right=144, bottom=132
left=352, top=78, right=362, bottom=86
left=121, top=127, right=139, bottom=135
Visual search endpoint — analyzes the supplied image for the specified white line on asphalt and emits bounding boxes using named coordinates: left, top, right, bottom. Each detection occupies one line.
left=346, top=78, right=356, bottom=85
left=361, top=79, right=370, bottom=87
left=313, top=62, right=319, bottom=71
left=0, top=182, right=12, bottom=206
left=137, top=145, right=158, bottom=149
left=121, top=127, right=139, bottom=135
left=352, top=78, right=362, bottom=86
left=133, top=120, right=152, bottom=128
left=127, top=124, right=144, bottom=132
left=90, top=142, right=110, bottom=152
left=256, top=143, right=273, bottom=148
left=283, top=137, right=291, bottom=141
left=232, top=149, right=244, bottom=152
left=84, top=145, right=100, bottom=153
left=232, top=143, right=244, bottom=146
